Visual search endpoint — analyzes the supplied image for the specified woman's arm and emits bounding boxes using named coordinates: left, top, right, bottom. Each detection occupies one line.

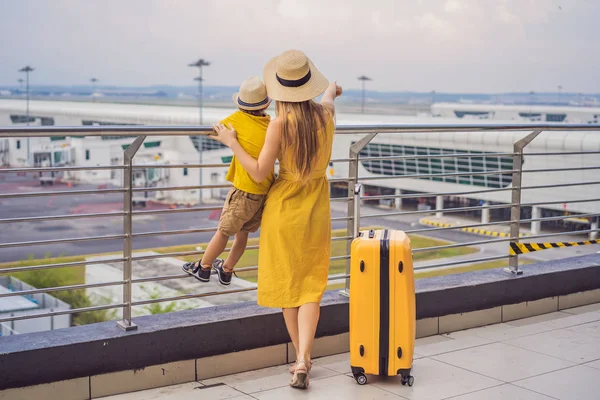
left=212, top=119, right=282, bottom=182
left=321, top=82, right=343, bottom=111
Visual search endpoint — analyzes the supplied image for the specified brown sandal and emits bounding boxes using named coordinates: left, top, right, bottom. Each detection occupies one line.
left=290, top=360, right=310, bottom=389
left=289, top=360, right=312, bottom=374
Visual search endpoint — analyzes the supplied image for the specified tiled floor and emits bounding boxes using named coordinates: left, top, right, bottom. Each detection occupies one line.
left=101, top=303, right=600, bottom=400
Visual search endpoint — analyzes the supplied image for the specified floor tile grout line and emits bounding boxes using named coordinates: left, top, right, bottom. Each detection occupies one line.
left=430, top=355, right=511, bottom=384
left=495, top=383, right=561, bottom=400
left=418, top=341, right=499, bottom=359
left=511, top=363, right=586, bottom=385
left=501, top=331, right=599, bottom=365
left=439, top=382, right=507, bottom=400
left=361, top=374, right=411, bottom=400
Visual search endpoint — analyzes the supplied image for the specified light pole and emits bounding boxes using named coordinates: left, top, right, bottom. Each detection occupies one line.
left=90, top=78, right=98, bottom=102
left=17, top=78, right=24, bottom=92
left=357, top=75, right=372, bottom=114
left=558, top=85, right=562, bottom=104
left=529, top=90, right=535, bottom=117
left=431, top=90, right=436, bottom=104
left=19, top=65, right=34, bottom=166
left=188, top=58, right=210, bottom=204
left=188, top=58, right=210, bottom=124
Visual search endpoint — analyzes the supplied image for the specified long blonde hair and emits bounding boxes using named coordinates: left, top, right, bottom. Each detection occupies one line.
left=276, top=100, right=328, bottom=180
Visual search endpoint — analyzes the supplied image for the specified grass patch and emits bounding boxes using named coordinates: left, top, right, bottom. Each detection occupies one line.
left=3, top=254, right=86, bottom=285
left=0, top=254, right=115, bottom=326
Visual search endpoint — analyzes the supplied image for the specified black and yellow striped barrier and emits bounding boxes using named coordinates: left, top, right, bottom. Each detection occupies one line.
left=420, top=219, right=528, bottom=238
left=510, top=240, right=600, bottom=255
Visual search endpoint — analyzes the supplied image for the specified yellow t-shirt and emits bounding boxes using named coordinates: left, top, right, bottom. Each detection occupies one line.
left=220, top=111, right=274, bottom=195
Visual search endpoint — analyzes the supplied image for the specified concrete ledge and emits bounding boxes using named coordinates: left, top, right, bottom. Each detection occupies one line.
left=1, top=253, right=599, bottom=392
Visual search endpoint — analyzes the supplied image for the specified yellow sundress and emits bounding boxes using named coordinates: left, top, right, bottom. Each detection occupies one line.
left=257, top=111, right=335, bottom=308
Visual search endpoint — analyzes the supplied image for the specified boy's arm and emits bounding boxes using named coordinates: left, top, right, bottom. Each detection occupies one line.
left=213, top=119, right=281, bottom=183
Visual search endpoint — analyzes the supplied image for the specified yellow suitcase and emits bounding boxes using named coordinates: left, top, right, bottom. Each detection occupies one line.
left=349, top=229, right=416, bottom=386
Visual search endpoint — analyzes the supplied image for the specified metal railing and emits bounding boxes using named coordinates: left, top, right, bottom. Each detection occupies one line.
left=1, top=123, right=599, bottom=331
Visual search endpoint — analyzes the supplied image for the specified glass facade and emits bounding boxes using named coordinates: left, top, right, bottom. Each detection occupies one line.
left=358, top=143, right=514, bottom=188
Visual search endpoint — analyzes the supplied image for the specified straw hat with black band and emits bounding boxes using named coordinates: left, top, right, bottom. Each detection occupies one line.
left=232, top=76, right=272, bottom=111
left=264, top=50, right=329, bottom=102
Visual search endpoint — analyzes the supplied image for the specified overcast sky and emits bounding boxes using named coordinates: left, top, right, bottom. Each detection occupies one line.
left=1, top=0, right=598, bottom=93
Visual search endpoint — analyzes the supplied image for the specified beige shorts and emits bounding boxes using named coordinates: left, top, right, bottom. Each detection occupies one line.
left=218, top=188, right=266, bottom=237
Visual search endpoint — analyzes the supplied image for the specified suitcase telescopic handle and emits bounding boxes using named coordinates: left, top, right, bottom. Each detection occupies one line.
left=353, top=183, right=362, bottom=238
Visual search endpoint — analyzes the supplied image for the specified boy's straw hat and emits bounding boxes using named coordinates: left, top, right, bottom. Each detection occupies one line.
left=263, top=50, right=329, bottom=102
left=233, top=76, right=272, bottom=111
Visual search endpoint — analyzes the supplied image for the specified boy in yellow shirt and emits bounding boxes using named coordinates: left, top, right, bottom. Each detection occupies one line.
left=183, top=76, right=274, bottom=285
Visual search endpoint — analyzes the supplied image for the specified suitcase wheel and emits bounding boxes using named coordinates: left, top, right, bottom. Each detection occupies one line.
left=401, top=375, right=415, bottom=387
left=354, top=373, right=367, bottom=385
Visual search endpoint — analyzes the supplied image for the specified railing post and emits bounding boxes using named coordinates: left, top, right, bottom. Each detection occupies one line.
left=117, top=135, right=146, bottom=331
left=341, top=133, right=377, bottom=297
left=506, top=130, right=542, bottom=275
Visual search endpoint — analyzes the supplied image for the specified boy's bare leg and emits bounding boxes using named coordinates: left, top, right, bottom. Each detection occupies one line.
left=222, top=231, right=249, bottom=272
left=199, top=232, right=229, bottom=269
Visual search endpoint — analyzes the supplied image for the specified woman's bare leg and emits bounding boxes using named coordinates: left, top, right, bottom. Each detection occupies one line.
left=297, top=303, right=320, bottom=365
left=282, top=308, right=300, bottom=361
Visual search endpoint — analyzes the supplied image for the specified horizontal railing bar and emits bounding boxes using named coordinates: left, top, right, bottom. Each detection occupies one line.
left=413, top=228, right=600, bottom=253
left=519, top=228, right=600, bottom=242
left=358, top=169, right=516, bottom=182
left=0, top=303, right=125, bottom=324
left=131, top=245, right=260, bottom=262
left=131, top=288, right=257, bottom=307
left=328, top=274, right=350, bottom=282
left=4, top=123, right=600, bottom=138
left=0, top=188, right=126, bottom=199
left=1, top=165, right=124, bottom=173
left=526, top=151, right=600, bottom=156
left=0, top=280, right=126, bottom=299
left=404, top=213, right=600, bottom=235
left=329, top=178, right=352, bottom=183
left=362, top=202, right=516, bottom=219
left=0, top=211, right=126, bottom=224
left=525, top=213, right=600, bottom=223
left=131, top=228, right=217, bottom=238
left=405, top=220, right=514, bottom=234
left=332, top=216, right=352, bottom=222
left=0, top=257, right=126, bottom=275
left=363, top=187, right=512, bottom=201
left=415, top=255, right=510, bottom=271
left=132, top=163, right=230, bottom=169
left=0, top=234, right=126, bottom=249
left=413, top=237, right=512, bottom=252
left=330, top=158, right=352, bottom=163
left=521, top=181, right=600, bottom=190
left=358, top=152, right=517, bottom=162
left=330, top=197, right=352, bottom=203
left=132, top=184, right=231, bottom=192
left=523, top=166, right=600, bottom=173
left=132, top=273, right=189, bottom=284
left=332, top=236, right=353, bottom=241
left=133, top=205, right=222, bottom=215
left=521, top=198, right=600, bottom=207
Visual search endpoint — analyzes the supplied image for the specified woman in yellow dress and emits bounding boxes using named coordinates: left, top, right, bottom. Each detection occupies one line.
left=213, top=49, right=342, bottom=390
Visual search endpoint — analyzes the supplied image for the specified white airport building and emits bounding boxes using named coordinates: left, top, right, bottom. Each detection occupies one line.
left=1, top=99, right=598, bottom=235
